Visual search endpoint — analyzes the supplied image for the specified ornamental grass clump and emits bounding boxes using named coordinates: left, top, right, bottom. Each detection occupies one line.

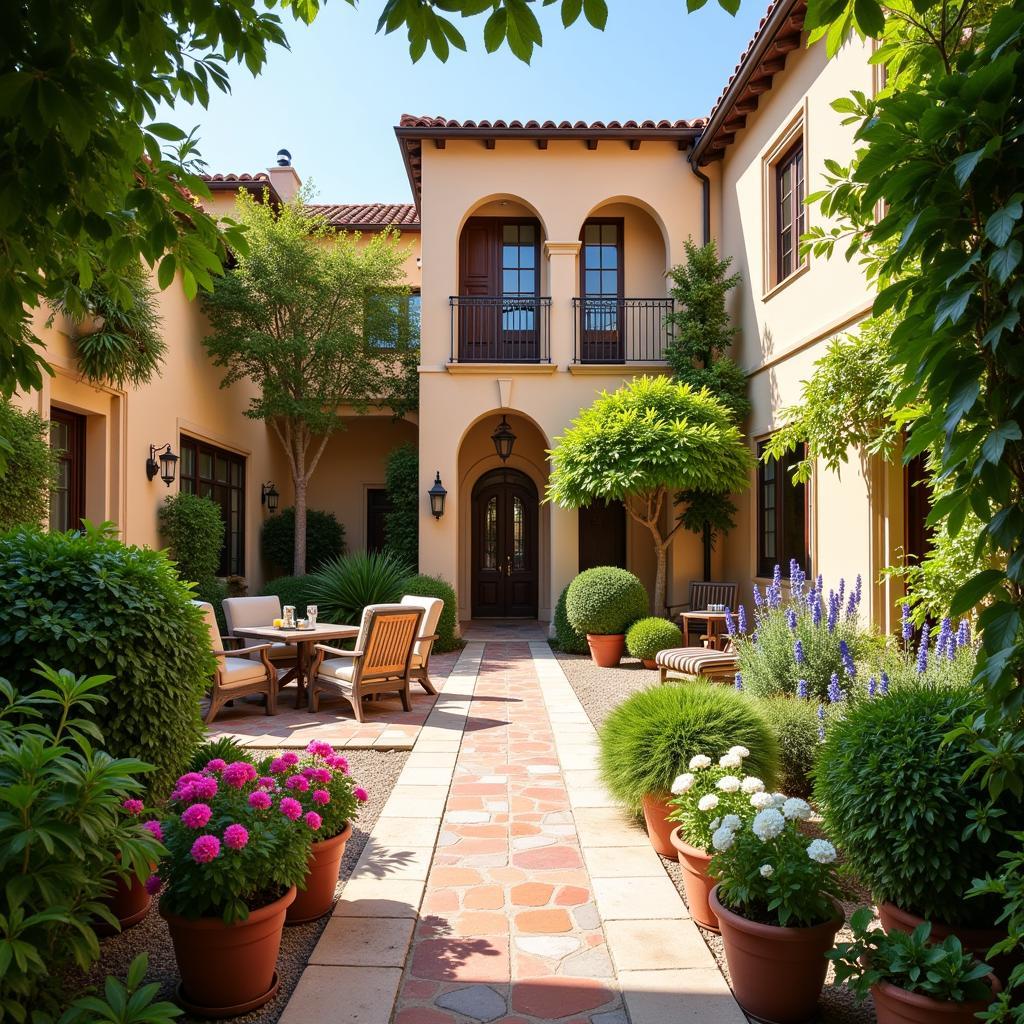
left=598, top=682, right=778, bottom=814
left=626, top=616, right=683, bottom=661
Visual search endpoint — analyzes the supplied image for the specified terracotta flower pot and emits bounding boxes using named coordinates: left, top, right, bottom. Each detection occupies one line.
left=586, top=633, right=625, bottom=668
left=641, top=658, right=657, bottom=670
left=97, top=872, right=151, bottom=936
left=711, top=884, right=843, bottom=1023
left=287, top=822, right=353, bottom=924
left=161, top=885, right=295, bottom=1016
left=870, top=975, right=1001, bottom=1024
left=877, top=901, right=1010, bottom=973
left=641, top=793, right=677, bottom=859
left=670, top=827, right=719, bottom=931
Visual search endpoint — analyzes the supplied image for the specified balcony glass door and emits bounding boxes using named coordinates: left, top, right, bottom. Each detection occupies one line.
left=500, top=223, right=538, bottom=361
left=581, top=220, right=623, bottom=362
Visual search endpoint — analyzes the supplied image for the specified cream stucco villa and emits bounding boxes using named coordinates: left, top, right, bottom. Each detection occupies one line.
left=16, top=0, right=921, bottom=633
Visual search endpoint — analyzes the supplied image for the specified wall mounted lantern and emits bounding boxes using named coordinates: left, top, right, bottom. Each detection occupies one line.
left=147, top=443, right=178, bottom=487
left=428, top=472, right=447, bottom=519
left=491, top=415, right=516, bottom=462
left=261, top=482, right=280, bottom=513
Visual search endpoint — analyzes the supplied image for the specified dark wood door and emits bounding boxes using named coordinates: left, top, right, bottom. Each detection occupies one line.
left=49, top=406, right=86, bottom=532
left=471, top=468, right=538, bottom=618
left=366, top=488, right=392, bottom=553
left=579, top=498, right=627, bottom=571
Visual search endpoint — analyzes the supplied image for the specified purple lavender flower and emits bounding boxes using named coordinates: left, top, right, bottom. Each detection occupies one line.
left=811, top=596, right=822, bottom=628
left=916, top=624, right=930, bottom=674
left=901, top=603, right=913, bottom=643
left=797, top=678, right=809, bottom=699
left=789, top=559, right=806, bottom=600
left=753, top=584, right=763, bottom=608
left=817, top=703, right=826, bottom=741
left=840, top=639, right=856, bottom=678
left=880, top=671, right=890, bottom=696
left=787, top=609, right=798, bottom=631
left=828, top=672, right=843, bottom=702
left=724, top=608, right=736, bottom=635
left=734, top=672, right=743, bottom=692
left=737, top=605, right=748, bottom=634
left=767, top=583, right=782, bottom=609
left=957, top=619, right=971, bottom=648
left=816, top=573, right=824, bottom=594
left=751, top=631, right=758, bottom=645
left=773, top=564, right=782, bottom=589
left=794, top=639, right=805, bottom=665
left=937, top=617, right=954, bottom=661
left=838, top=578, right=846, bottom=609
left=846, top=591, right=858, bottom=619
left=854, top=574, right=862, bottom=605
left=827, top=591, right=840, bottom=633
left=867, top=676, right=877, bottom=698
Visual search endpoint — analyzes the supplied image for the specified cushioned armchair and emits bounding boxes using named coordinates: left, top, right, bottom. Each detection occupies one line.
left=308, top=604, right=424, bottom=720
left=222, top=596, right=297, bottom=668
left=400, top=594, right=444, bottom=695
left=195, top=601, right=278, bottom=725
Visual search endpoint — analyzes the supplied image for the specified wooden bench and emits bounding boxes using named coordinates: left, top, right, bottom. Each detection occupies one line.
left=655, top=644, right=738, bottom=684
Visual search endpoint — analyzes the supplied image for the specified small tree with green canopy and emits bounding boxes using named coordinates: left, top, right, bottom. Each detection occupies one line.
left=202, top=189, right=417, bottom=575
left=547, top=375, right=754, bottom=613
left=0, top=400, right=57, bottom=531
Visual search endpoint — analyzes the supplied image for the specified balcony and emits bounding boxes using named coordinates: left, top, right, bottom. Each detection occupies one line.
left=572, top=297, right=674, bottom=364
left=449, top=295, right=552, bottom=363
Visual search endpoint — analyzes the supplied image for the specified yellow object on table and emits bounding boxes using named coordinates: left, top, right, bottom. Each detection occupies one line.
left=272, top=618, right=283, bottom=628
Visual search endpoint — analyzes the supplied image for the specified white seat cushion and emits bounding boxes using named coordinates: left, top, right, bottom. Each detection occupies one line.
left=223, top=596, right=283, bottom=634
left=410, top=652, right=425, bottom=670
left=220, top=656, right=270, bottom=686
left=317, top=658, right=354, bottom=684
left=400, top=595, right=444, bottom=659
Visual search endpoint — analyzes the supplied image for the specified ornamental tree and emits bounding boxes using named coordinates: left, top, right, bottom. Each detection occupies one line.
left=546, top=375, right=753, bottom=613
left=202, top=189, right=416, bottom=575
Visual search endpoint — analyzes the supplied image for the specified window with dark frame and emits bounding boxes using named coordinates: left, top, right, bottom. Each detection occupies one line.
left=179, top=436, right=246, bottom=577
left=757, top=439, right=810, bottom=578
left=49, top=407, right=86, bottom=532
left=774, top=140, right=805, bottom=285
left=368, top=289, right=420, bottom=350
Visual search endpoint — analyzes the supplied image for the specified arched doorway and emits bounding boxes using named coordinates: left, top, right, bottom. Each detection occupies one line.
left=471, top=468, right=538, bottom=618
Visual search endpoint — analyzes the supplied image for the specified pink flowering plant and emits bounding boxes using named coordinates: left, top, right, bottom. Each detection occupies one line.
left=157, top=755, right=313, bottom=923
left=257, top=740, right=366, bottom=840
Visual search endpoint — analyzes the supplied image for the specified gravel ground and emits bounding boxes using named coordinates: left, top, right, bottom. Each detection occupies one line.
left=556, top=651, right=877, bottom=1024
left=78, top=748, right=407, bottom=1024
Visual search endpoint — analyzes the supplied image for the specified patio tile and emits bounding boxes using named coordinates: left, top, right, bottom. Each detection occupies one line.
left=591, top=876, right=688, bottom=921
left=583, top=845, right=667, bottom=878
left=604, top=919, right=711, bottom=970
left=334, top=877, right=426, bottom=918
left=310, top=916, right=415, bottom=967
left=573, top=807, right=648, bottom=847
left=350, top=843, right=434, bottom=882
left=618, top=969, right=748, bottom=1024
left=278, top=966, right=403, bottom=1024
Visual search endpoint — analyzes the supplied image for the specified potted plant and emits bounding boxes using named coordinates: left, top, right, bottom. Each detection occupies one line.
left=829, top=908, right=1000, bottom=1023
left=97, top=796, right=165, bottom=935
left=598, top=683, right=778, bottom=858
left=667, top=747, right=767, bottom=931
left=258, top=741, right=368, bottom=924
left=708, top=798, right=844, bottom=1023
left=156, top=758, right=315, bottom=1016
left=625, top=616, right=683, bottom=669
left=566, top=566, right=649, bottom=667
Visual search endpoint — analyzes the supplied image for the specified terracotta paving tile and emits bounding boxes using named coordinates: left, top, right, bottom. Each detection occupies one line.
left=510, top=881, right=554, bottom=907
left=514, top=908, right=574, bottom=933
left=463, top=884, right=504, bottom=910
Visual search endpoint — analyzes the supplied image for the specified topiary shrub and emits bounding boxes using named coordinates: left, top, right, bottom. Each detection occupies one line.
left=158, top=492, right=224, bottom=584
left=402, top=573, right=461, bottom=652
left=814, top=686, right=1020, bottom=926
left=626, top=616, right=683, bottom=661
left=599, top=682, right=778, bottom=813
left=755, top=695, right=820, bottom=798
left=0, top=525, right=214, bottom=798
left=0, top=399, right=58, bottom=531
left=310, top=549, right=410, bottom=624
left=261, top=506, right=345, bottom=575
left=261, top=573, right=318, bottom=612
left=567, top=566, right=648, bottom=636
left=551, top=583, right=588, bottom=654
left=384, top=441, right=418, bottom=571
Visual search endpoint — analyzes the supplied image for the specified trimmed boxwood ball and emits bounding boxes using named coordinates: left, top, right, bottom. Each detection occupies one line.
left=402, top=573, right=461, bottom=653
left=814, top=685, right=1020, bottom=927
left=552, top=584, right=588, bottom=654
left=599, top=682, right=779, bottom=813
left=567, top=566, right=648, bottom=637
left=0, top=526, right=214, bottom=798
left=755, top=695, right=820, bottom=798
left=626, top=617, right=683, bottom=661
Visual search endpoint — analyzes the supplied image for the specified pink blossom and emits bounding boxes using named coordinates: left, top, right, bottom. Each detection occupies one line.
left=223, top=823, right=249, bottom=850
left=305, top=812, right=322, bottom=831
left=142, top=819, right=164, bottom=842
left=306, top=739, right=334, bottom=758
left=312, top=789, right=331, bottom=805
left=257, top=777, right=276, bottom=789
left=121, top=798, right=144, bottom=816
left=248, top=790, right=272, bottom=810
left=281, top=752, right=299, bottom=767
left=269, top=757, right=288, bottom=774
left=181, top=803, right=212, bottom=829
left=285, top=774, right=310, bottom=792
left=325, top=755, right=349, bottom=773
left=190, top=834, right=221, bottom=863
left=354, top=787, right=368, bottom=802
left=171, top=772, right=204, bottom=800
left=205, top=758, right=228, bottom=773
left=223, top=761, right=256, bottom=789
left=279, top=797, right=302, bottom=821
left=195, top=776, right=219, bottom=800
left=301, top=766, right=316, bottom=778
left=144, top=875, right=162, bottom=895
left=307, top=767, right=331, bottom=785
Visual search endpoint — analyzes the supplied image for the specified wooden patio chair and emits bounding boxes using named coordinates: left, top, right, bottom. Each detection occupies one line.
left=194, top=601, right=278, bottom=725
left=222, top=595, right=297, bottom=668
left=308, top=604, right=424, bottom=721
left=400, top=594, right=444, bottom=695
left=669, top=581, right=739, bottom=644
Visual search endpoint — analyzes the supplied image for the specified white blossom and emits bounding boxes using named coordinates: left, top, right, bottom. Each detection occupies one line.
left=712, top=825, right=736, bottom=851
left=752, top=807, right=786, bottom=842
left=716, top=775, right=741, bottom=793
left=807, top=839, right=837, bottom=864
left=697, top=793, right=720, bottom=812
left=709, top=817, right=721, bottom=832
left=671, top=773, right=695, bottom=795
left=720, top=814, right=742, bottom=833
left=728, top=745, right=750, bottom=759
left=689, top=754, right=712, bottom=770
left=759, top=864, right=775, bottom=878
left=782, top=798, right=812, bottom=821
left=769, top=792, right=787, bottom=808
left=749, top=791, right=774, bottom=810
left=741, top=776, right=765, bottom=794
left=718, top=752, right=742, bottom=769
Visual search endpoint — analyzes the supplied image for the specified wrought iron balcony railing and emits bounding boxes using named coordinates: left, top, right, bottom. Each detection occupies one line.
left=449, top=295, right=552, bottom=363
left=572, top=297, right=673, bottom=363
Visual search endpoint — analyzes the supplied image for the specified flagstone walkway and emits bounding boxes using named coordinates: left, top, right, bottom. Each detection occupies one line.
left=280, top=640, right=744, bottom=1024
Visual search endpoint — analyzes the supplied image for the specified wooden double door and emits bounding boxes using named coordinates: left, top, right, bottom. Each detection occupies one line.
left=471, top=469, right=538, bottom=618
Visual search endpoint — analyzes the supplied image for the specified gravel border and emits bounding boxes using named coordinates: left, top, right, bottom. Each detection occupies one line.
left=78, top=749, right=408, bottom=1024
left=555, top=651, right=877, bottom=1024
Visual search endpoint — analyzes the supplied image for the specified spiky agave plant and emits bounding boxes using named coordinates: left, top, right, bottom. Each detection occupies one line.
left=309, top=549, right=412, bottom=625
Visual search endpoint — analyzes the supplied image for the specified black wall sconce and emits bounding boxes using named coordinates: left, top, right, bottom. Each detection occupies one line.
left=261, top=482, right=280, bottom=513
left=428, top=472, right=447, bottom=519
left=491, top=415, right=516, bottom=462
left=146, top=443, right=178, bottom=487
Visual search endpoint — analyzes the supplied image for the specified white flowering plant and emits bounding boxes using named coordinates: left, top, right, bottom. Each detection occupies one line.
left=667, top=747, right=765, bottom=851
left=708, top=795, right=843, bottom=927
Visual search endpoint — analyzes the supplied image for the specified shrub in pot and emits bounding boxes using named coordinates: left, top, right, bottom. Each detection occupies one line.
left=828, top=908, right=999, bottom=1024
left=551, top=583, right=588, bottom=655
left=754, top=695, right=820, bottom=798
left=814, top=685, right=1020, bottom=940
left=598, top=682, right=778, bottom=857
left=566, top=566, right=648, bottom=667
left=257, top=741, right=368, bottom=923
left=709, top=798, right=844, bottom=1023
left=626, top=616, right=683, bottom=668
left=156, top=757, right=315, bottom=1015
left=667, top=746, right=769, bottom=930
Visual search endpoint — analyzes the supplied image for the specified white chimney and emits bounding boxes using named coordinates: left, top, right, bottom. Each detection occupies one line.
left=267, top=148, right=301, bottom=202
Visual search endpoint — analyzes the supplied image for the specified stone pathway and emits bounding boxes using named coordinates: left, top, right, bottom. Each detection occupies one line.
left=280, top=641, right=744, bottom=1024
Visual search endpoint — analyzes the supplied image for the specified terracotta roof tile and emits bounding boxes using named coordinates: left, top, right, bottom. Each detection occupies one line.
left=307, top=203, right=419, bottom=229
left=200, top=172, right=271, bottom=183
left=397, top=114, right=704, bottom=130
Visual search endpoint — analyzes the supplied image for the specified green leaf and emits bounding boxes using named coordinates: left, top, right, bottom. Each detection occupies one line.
left=157, top=255, right=177, bottom=291
left=582, top=0, right=608, bottom=30
left=950, top=569, right=1006, bottom=616
left=982, top=422, right=1023, bottom=464
left=561, top=0, right=583, bottom=26
left=933, top=286, right=974, bottom=330
left=989, top=240, right=1022, bottom=285
left=145, top=123, right=187, bottom=142
left=985, top=196, right=1023, bottom=247
left=483, top=8, right=507, bottom=52
left=852, top=0, right=885, bottom=36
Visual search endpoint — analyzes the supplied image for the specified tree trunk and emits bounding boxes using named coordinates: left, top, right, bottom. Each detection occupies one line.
left=654, top=538, right=668, bottom=619
left=702, top=522, right=712, bottom=582
left=625, top=487, right=678, bottom=616
left=293, top=473, right=307, bottom=576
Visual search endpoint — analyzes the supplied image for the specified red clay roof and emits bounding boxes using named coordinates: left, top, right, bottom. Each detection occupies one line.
left=307, top=203, right=419, bottom=230
left=201, top=172, right=271, bottom=183
left=398, top=115, right=704, bottom=130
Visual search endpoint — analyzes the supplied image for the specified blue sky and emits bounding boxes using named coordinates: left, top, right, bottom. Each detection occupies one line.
left=176, top=0, right=768, bottom=204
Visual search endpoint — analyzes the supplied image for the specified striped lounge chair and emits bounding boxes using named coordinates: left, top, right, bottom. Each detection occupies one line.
left=655, top=639, right=738, bottom=684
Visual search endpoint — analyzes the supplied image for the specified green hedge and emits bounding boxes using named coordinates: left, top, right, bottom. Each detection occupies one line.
left=261, top=573, right=318, bottom=612
left=0, top=526, right=213, bottom=798
left=0, top=400, right=57, bottom=531
left=384, top=442, right=418, bottom=572
left=626, top=617, right=683, bottom=661
left=158, top=492, right=224, bottom=583
left=754, top=695, right=819, bottom=798
left=551, top=584, right=588, bottom=654
left=261, top=506, right=345, bottom=575
left=567, top=566, right=648, bottom=636
left=403, top=573, right=460, bottom=652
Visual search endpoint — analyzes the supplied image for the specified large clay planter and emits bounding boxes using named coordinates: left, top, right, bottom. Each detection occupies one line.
left=670, top=827, right=719, bottom=931
left=870, top=975, right=1001, bottom=1024
left=287, top=822, right=353, bottom=924
left=586, top=633, right=625, bottom=668
left=641, top=793, right=677, bottom=858
left=97, top=873, right=151, bottom=936
left=161, top=885, right=295, bottom=1017
left=641, top=658, right=657, bottom=670
left=711, top=884, right=843, bottom=1023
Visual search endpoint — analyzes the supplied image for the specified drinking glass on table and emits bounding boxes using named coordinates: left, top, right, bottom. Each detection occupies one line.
left=282, top=605, right=296, bottom=628
left=306, top=605, right=318, bottom=627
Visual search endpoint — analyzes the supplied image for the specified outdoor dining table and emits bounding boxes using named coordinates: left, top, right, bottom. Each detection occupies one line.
left=678, top=609, right=731, bottom=649
left=231, top=622, right=359, bottom=710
